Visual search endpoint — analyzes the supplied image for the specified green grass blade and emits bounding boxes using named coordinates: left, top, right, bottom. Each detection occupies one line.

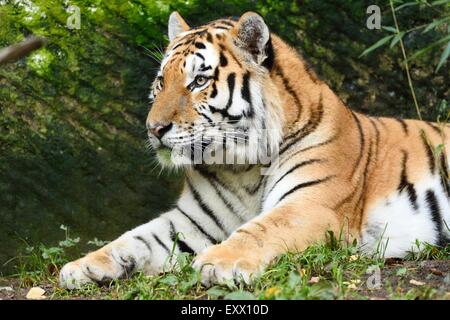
left=435, top=40, right=450, bottom=72
left=359, top=35, right=394, bottom=57
left=382, top=26, right=398, bottom=33
left=395, top=2, right=420, bottom=11
left=423, top=17, right=450, bottom=33
left=390, top=32, right=404, bottom=48
left=431, top=0, right=450, bottom=5
left=408, top=34, right=450, bottom=62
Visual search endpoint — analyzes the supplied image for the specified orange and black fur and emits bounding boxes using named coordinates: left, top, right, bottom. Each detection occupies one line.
left=60, top=12, right=450, bottom=288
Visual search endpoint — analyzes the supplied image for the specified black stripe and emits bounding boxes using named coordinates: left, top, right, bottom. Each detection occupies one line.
left=195, top=167, right=246, bottom=203
left=208, top=104, right=242, bottom=123
left=376, top=117, right=388, bottom=129
left=241, top=72, right=254, bottom=117
left=225, top=73, right=236, bottom=109
left=206, top=32, right=213, bottom=43
left=197, top=170, right=244, bottom=223
left=333, top=186, right=358, bottom=211
left=195, top=52, right=205, bottom=60
left=275, top=65, right=301, bottom=127
left=217, top=19, right=235, bottom=27
left=268, top=159, right=323, bottom=195
left=302, top=58, right=319, bottom=82
left=280, top=94, right=324, bottom=154
left=219, top=52, right=228, bottom=67
left=152, top=233, right=170, bottom=254
left=219, top=44, right=242, bottom=67
left=210, top=83, right=218, bottom=98
left=187, top=179, right=226, bottom=233
left=185, top=29, right=208, bottom=38
left=262, top=36, right=275, bottom=70
left=235, top=229, right=263, bottom=247
left=110, top=254, right=135, bottom=278
left=198, top=111, right=213, bottom=123
left=369, top=118, right=380, bottom=163
left=199, top=65, right=212, bottom=72
left=168, top=221, right=195, bottom=254
left=176, top=206, right=218, bottom=244
left=277, top=176, right=334, bottom=203
left=279, top=135, right=337, bottom=168
left=176, top=239, right=195, bottom=254
left=425, top=189, right=447, bottom=246
left=253, top=222, right=267, bottom=232
left=350, top=112, right=365, bottom=177
left=171, top=42, right=183, bottom=51
left=245, top=175, right=265, bottom=195
left=398, top=151, right=418, bottom=210
left=426, top=122, right=441, bottom=135
left=394, top=118, right=409, bottom=135
left=194, top=42, right=206, bottom=49
left=241, top=72, right=251, bottom=101
left=213, top=66, right=220, bottom=80
left=420, top=131, right=436, bottom=174
left=134, top=236, right=152, bottom=253
left=355, top=133, right=375, bottom=230
left=439, top=151, right=450, bottom=197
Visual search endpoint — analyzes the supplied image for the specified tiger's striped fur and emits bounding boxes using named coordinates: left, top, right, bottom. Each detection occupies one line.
left=60, top=12, right=450, bottom=288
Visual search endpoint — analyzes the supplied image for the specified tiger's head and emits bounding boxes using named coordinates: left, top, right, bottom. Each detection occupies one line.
left=147, top=12, right=284, bottom=168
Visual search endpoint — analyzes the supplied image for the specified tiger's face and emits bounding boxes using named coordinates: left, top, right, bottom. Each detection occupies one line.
left=147, top=12, right=283, bottom=167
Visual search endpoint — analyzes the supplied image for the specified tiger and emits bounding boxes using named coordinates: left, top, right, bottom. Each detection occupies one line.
left=59, top=11, right=450, bottom=289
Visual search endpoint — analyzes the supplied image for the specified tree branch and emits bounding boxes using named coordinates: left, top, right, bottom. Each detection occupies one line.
left=0, top=36, right=47, bottom=65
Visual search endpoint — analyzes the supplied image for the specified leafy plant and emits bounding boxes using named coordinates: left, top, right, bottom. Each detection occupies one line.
left=361, top=0, right=450, bottom=73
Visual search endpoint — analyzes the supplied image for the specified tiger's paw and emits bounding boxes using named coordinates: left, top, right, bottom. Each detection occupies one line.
left=192, top=244, right=263, bottom=287
left=59, top=260, right=95, bottom=289
left=59, top=245, right=135, bottom=289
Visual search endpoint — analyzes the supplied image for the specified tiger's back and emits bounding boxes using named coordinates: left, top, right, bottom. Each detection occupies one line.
left=260, top=64, right=450, bottom=256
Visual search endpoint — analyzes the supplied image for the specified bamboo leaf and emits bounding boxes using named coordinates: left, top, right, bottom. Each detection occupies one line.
left=408, top=34, right=450, bottom=61
left=436, top=41, right=450, bottom=72
left=382, top=26, right=398, bottom=33
left=390, top=32, right=404, bottom=48
left=359, top=35, right=394, bottom=57
left=431, top=0, right=450, bottom=6
left=423, top=17, right=450, bottom=33
left=395, top=2, right=420, bottom=11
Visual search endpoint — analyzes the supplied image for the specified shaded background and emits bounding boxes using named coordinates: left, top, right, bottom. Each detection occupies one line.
left=0, top=0, right=449, bottom=274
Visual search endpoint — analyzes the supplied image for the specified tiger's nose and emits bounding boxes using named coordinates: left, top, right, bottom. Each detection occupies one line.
left=148, top=123, right=173, bottom=139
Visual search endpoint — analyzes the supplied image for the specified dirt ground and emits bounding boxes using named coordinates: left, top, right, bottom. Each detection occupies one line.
left=0, top=278, right=50, bottom=300
left=1, top=260, right=449, bottom=300
left=358, top=259, right=450, bottom=300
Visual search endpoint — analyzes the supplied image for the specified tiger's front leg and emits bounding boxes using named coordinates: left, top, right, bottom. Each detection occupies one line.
left=193, top=201, right=341, bottom=286
left=59, top=208, right=219, bottom=289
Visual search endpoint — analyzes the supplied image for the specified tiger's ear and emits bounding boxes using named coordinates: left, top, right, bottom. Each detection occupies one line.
left=232, top=12, right=271, bottom=66
left=168, top=12, right=190, bottom=42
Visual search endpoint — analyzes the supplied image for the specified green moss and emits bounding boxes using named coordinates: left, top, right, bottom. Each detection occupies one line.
left=27, top=48, right=54, bottom=75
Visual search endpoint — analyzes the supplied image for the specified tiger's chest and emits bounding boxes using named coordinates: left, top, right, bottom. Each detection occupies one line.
left=189, top=166, right=266, bottom=224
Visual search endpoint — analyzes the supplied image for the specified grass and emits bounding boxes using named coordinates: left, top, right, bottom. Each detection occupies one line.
left=1, top=228, right=449, bottom=300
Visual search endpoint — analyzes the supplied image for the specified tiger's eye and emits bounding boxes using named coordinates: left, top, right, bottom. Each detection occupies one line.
left=195, top=76, right=207, bottom=86
left=155, top=76, right=163, bottom=91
